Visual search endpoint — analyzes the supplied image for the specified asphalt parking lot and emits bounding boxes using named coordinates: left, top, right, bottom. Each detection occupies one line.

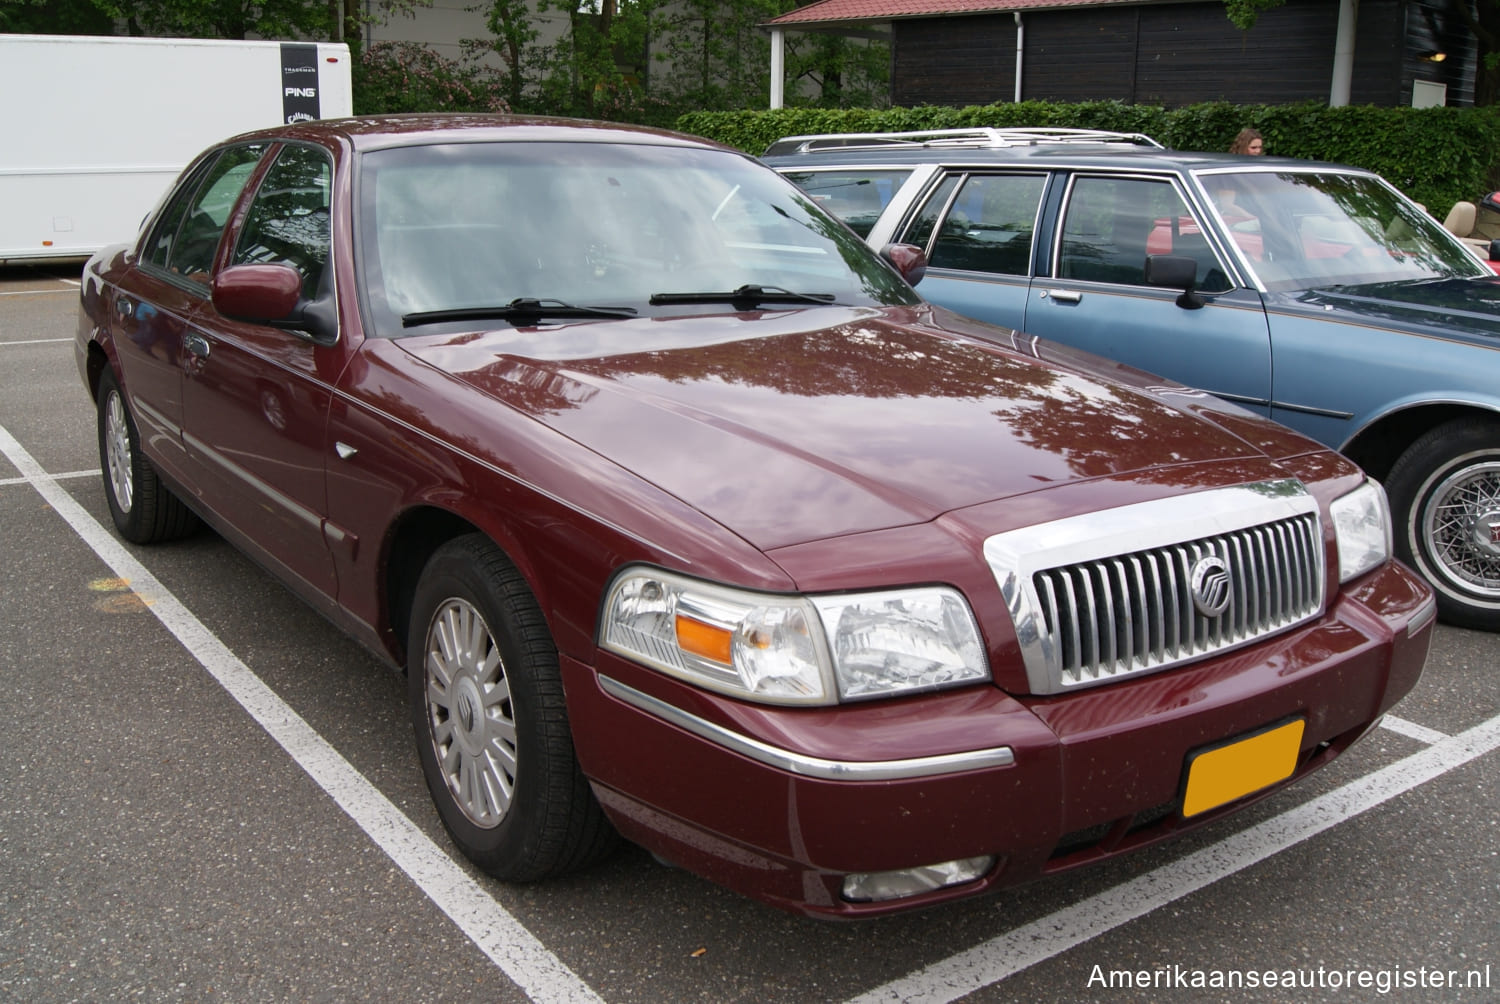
left=1, top=261, right=1497, bottom=1003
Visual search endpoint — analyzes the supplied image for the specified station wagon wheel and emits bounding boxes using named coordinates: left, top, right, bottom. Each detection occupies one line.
left=408, top=535, right=616, bottom=881
left=1386, top=417, right=1500, bottom=631
left=95, top=368, right=197, bottom=544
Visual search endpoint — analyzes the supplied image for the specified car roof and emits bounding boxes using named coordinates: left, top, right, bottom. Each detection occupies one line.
left=760, top=128, right=1353, bottom=174
left=219, top=113, right=732, bottom=154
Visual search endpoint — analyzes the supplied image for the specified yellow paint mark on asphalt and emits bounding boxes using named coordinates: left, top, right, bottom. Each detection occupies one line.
left=96, top=593, right=151, bottom=614
left=88, top=576, right=150, bottom=612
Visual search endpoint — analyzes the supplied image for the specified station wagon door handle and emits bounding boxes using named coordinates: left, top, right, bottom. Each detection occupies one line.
left=184, top=333, right=211, bottom=359
left=1045, top=289, right=1083, bottom=304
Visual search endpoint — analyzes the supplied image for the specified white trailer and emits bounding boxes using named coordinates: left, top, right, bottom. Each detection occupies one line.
left=0, top=34, right=352, bottom=263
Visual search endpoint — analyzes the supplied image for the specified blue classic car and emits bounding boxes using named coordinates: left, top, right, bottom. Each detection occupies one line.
left=766, top=128, right=1500, bottom=630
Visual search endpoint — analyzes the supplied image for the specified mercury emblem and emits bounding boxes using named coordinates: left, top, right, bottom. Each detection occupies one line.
left=1190, top=555, right=1233, bottom=617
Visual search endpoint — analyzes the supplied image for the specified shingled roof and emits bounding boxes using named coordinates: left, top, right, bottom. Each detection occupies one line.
left=765, top=0, right=1138, bottom=27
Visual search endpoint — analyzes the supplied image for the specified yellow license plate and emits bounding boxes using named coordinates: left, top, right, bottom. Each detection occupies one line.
left=1182, top=719, right=1305, bottom=818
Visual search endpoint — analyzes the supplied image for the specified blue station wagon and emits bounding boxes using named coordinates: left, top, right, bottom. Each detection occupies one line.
left=766, top=128, right=1500, bottom=630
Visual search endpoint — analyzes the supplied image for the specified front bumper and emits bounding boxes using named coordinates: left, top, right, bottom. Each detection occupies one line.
left=564, top=560, right=1434, bottom=918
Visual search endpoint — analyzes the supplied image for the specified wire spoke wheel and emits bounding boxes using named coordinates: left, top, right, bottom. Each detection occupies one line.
left=1387, top=417, right=1500, bottom=630
left=1422, top=461, right=1500, bottom=595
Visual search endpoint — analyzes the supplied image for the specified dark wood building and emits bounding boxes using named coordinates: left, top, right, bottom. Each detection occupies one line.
left=767, top=0, right=1478, bottom=107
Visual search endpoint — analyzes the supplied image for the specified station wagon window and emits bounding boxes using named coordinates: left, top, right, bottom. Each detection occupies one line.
left=1058, top=176, right=1231, bottom=293
left=780, top=169, right=912, bottom=238
left=233, top=144, right=333, bottom=298
left=144, top=144, right=267, bottom=282
left=923, top=173, right=1045, bottom=277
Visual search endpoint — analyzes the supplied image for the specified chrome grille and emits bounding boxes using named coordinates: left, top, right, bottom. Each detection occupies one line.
left=1034, top=513, right=1322, bottom=687
left=984, top=481, right=1326, bottom=695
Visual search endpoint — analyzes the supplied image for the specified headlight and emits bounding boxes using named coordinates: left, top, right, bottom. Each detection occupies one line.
left=1330, top=477, right=1391, bottom=582
left=600, top=569, right=990, bottom=705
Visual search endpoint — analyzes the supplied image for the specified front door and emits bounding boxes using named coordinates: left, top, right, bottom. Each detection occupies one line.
left=1020, top=174, right=1273, bottom=414
left=181, top=142, right=341, bottom=599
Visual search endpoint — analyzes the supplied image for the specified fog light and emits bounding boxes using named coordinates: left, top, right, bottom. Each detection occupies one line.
left=841, top=856, right=995, bottom=902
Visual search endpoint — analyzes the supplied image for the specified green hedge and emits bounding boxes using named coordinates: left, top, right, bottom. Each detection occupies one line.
left=676, top=100, right=1500, bottom=213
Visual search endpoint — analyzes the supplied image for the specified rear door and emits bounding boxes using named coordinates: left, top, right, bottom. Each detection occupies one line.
left=891, top=170, right=1047, bottom=332
left=119, top=144, right=269, bottom=492
left=1019, top=173, right=1273, bottom=413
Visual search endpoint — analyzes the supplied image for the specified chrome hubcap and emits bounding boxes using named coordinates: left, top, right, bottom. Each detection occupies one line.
left=424, top=597, right=516, bottom=828
left=1423, top=460, right=1500, bottom=596
left=104, top=391, right=134, bottom=514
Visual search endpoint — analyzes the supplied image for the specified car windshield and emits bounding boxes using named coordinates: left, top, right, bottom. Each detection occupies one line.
left=357, top=141, right=919, bottom=334
left=1197, top=169, right=1487, bottom=292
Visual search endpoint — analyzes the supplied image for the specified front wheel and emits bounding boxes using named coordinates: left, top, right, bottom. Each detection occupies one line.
left=1385, top=417, right=1500, bottom=630
left=407, top=535, right=617, bottom=881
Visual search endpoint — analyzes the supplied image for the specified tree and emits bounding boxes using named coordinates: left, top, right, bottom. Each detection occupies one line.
left=0, top=0, right=113, bottom=33
left=473, top=0, right=538, bottom=108
left=1221, top=0, right=1282, bottom=31
left=91, top=0, right=334, bottom=40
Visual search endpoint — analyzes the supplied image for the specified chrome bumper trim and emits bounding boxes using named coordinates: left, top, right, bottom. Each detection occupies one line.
left=598, top=675, right=1014, bottom=781
left=1407, top=594, right=1439, bottom=637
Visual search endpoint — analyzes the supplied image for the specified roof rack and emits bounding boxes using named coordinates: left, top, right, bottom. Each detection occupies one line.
left=763, top=127, right=1163, bottom=157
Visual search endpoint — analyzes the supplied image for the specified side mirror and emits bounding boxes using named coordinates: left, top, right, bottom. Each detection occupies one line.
left=1144, top=254, right=1205, bottom=310
left=212, top=263, right=336, bottom=344
left=1489, top=238, right=1500, bottom=262
left=214, top=263, right=301, bottom=322
left=880, top=243, right=928, bottom=286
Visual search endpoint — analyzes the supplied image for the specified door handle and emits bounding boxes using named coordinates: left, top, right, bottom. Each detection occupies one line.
left=184, top=333, right=211, bottom=360
left=1045, top=289, right=1083, bottom=304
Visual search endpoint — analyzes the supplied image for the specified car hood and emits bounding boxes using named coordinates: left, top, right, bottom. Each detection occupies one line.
left=400, top=306, right=1312, bottom=550
left=1290, top=276, right=1500, bottom=342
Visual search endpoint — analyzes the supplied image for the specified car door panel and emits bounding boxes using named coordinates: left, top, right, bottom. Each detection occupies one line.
left=1021, top=173, right=1274, bottom=414
left=916, top=272, right=1031, bottom=332
left=108, top=271, right=203, bottom=490
left=180, top=142, right=340, bottom=599
left=895, top=170, right=1046, bottom=335
left=1022, top=283, right=1274, bottom=411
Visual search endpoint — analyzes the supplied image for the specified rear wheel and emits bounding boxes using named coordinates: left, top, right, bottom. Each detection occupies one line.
left=96, top=368, right=197, bottom=543
left=1385, top=417, right=1500, bottom=630
left=408, top=535, right=617, bottom=881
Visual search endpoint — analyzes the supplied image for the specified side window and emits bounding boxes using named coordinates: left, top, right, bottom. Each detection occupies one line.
left=927, top=174, right=1045, bottom=277
left=143, top=157, right=218, bottom=271
left=146, top=145, right=267, bottom=282
left=233, top=144, right=333, bottom=298
left=1059, top=177, right=1231, bottom=293
left=899, top=175, right=962, bottom=253
left=781, top=169, right=912, bottom=238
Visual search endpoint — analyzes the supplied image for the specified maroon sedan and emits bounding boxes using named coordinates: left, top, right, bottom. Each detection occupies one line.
left=76, top=115, right=1434, bottom=918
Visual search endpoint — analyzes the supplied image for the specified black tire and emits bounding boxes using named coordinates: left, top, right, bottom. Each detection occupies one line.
left=1385, top=417, right=1500, bottom=630
left=407, top=535, right=617, bottom=881
left=95, top=368, right=198, bottom=544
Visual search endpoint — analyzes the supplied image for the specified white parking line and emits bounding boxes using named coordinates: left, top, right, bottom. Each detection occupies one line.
left=849, top=713, right=1500, bottom=1004
left=0, top=468, right=98, bottom=487
left=0, top=422, right=603, bottom=1004
left=1381, top=714, right=1450, bottom=745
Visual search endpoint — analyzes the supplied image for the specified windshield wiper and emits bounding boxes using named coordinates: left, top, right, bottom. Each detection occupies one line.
left=648, top=284, right=838, bottom=308
left=402, top=298, right=637, bottom=328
